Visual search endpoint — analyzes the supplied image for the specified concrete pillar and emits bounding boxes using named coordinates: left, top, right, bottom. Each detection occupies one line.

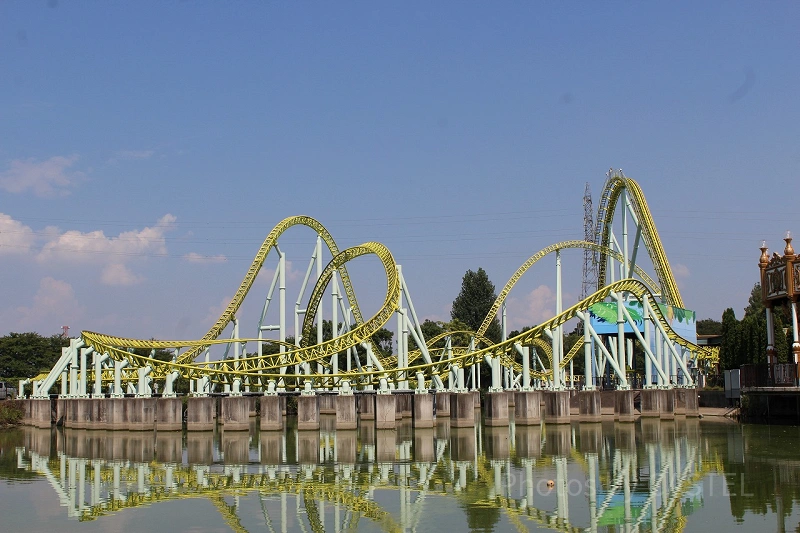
left=32, top=399, right=52, bottom=428
left=260, top=431, right=284, bottom=463
left=127, top=397, right=156, bottom=431
left=450, top=426, right=476, bottom=461
left=186, top=397, right=216, bottom=431
left=514, top=391, right=542, bottom=425
left=640, top=389, right=662, bottom=417
left=297, top=395, right=320, bottom=431
left=473, top=390, right=481, bottom=409
left=674, top=388, right=687, bottom=415
left=156, top=397, right=183, bottom=431
left=260, top=395, right=283, bottom=431
left=435, top=417, right=450, bottom=441
left=359, top=420, right=375, bottom=448
left=515, top=425, right=542, bottom=459
left=615, top=422, right=637, bottom=452
left=485, top=391, right=509, bottom=426
left=485, top=426, right=510, bottom=460
left=221, top=396, right=250, bottom=431
left=297, top=430, right=319, bottom=463
left=376, top=429, right=396, bottom=462
left=336, top=430, right=357, bottom=463
left=543, top=424, right=571, bottom=456
left=640, top=417, right=661, bottom=444
left=683, top=388, right=699, bottom=417
left=412, top=393, right=434, bottom=429
left=660, top=389, right=675, bottom=420
left=578, top=423, right=603, bottom=454
left=578, top=390, right=602, bottom=423
left=435, top=391, right=450, bottom=417
left=413, top=427, right=435, bottom=462
left=375, top=394, right=396, bottom=429
left=246, top=396, right=258, bottom=417
left=107, top=398, right=127, bottom=430
left=357, top=393, right=375, bottom=420
left=156, top=432, right=182, bottom=462
left=319, top=393, right=336, bottom=414
left=397, top=392, right=413, bottom=418
left=187, top=432, right=213, bottom=463
left=222, top=431, right=250, bottom=463
left=335, top=394, right=357, bottom=430
left=450, top=392, right=475, bottom=428
left=543, top=390, right=571, bottom=424
left=614, top=389, right=636, bottom=422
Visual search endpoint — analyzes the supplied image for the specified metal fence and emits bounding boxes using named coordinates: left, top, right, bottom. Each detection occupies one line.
left=739, top=363, right=798, bottom=388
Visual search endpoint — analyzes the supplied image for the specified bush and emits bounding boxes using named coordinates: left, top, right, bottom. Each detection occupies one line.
left=0, top=400, right=24, bottom=426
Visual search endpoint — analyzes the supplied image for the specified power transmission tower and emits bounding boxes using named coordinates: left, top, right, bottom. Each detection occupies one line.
left=581, top=182, right=597, bottom=302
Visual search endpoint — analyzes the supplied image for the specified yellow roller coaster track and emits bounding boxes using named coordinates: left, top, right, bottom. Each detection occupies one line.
left=81, top=216, right=374, bottom=365
left=82, top=276, right=716, bottom=388
left=76, top=177, right=716, bottom=388
left=477, top=240, right=660, bottom=339
left=595, top=175, right=683, bottom=308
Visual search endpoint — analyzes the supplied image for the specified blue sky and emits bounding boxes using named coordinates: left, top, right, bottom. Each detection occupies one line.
left=1, top=2, right=798, bottom=341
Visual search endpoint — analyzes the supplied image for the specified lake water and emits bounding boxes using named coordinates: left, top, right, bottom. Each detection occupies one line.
left=1, top=415, right=799, bottom=532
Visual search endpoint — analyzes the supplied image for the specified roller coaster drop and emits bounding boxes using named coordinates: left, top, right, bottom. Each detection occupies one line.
left=23, top=172, right=718, bottom=399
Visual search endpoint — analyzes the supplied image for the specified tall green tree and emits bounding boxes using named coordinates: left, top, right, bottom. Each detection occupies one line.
left=451, top=268, right=501, bottom=342
left=0, top=332, right=70, bottom=380
left=743, top=283, right=764, bottom=318
left=697, top=318, right=723, bottom=336
left=720, top=308, right=740, bottom=370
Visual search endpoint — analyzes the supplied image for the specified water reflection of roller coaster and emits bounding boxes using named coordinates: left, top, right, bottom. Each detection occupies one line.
left=12, top=417, right=719, bottom=532
left=24, top=172, right=718, bottom=399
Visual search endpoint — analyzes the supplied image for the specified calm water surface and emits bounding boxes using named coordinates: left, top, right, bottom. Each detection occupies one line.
left=1, top=415, right=799, bottom=532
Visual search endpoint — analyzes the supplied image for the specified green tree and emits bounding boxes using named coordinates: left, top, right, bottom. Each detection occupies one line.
left=720, top=308, right=740, bottom=370
left=0, top=332, right=70, bottom=380
left=697, top=318, right=723, bottom=336
left=743, top=283, right=764, bottom=318
left=773, top=314, right=790, bottom=363
left=451, top=268, right=501, bottom=342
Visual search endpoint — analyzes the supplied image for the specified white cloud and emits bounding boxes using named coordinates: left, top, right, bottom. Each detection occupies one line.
left=202, top=296, right=233, bottom=326
left=38, top=213, right=177, bottom=264
left=183, top=252, right=227, bottom=263
left=0, top=155, right=81, bottom=196
left=101, top=263, right=144, bottom=286
left=672, top=263, right=690, bottom=279
left=257, top=259, right=302, bottom=284
left=505, top=284, right=557, bottom=331
left=116, top=150, right=154, bottom=160
left=0, top=213, right=36, bottom=255
left=3, top=277, right=86, bottom=334
left=108, top=150, right=155, bottom=164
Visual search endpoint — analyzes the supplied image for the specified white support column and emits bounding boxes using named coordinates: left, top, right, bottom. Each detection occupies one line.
left=69, top=343, right=78, bottom=397
left=331, top=270, right=339, bottom=383
left=112, top=359, right=127, bottom=398
left=616, top=293, right=627, bottom=389
left=583, top=315, right=594, bottom=390
left=316, top=236, right=323, bottom=353
left=279, top=247, right=287, bottom=381
left=79, top=347, right=91, bottom=398
left=621, top=188, right=629, bottom=281
left=521, top=346, right=531, bottom=390
left=232, top=318, right=242, bottom=395
left=93, top=350, right=107, bottom=397
left=555, top=250, right=563, bottom=390
left=644, top=295, right=653, bottom=388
